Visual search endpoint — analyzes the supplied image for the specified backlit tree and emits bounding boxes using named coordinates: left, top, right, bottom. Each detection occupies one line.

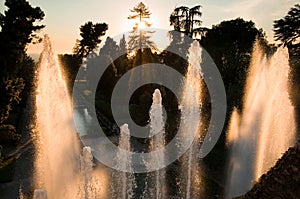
left=127, top=2, right=156, bottom=51
left=170, top=5, right=207, bottom=38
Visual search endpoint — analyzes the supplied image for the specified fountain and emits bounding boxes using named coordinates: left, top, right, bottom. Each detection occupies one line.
left=34, top=35, right=105, bottom=199
left=149, top=89, right=166, bottom=199
left=33, top=35, right=207, bottom=199
left=112, top=124, right=136, bottom=199
left=80, top=147, right=94, bottom=199
left=178, top=40, right=203, bottom=199
left=226, top=41, right=296, bottom=198
left=34, top=35, right=81, bottom=199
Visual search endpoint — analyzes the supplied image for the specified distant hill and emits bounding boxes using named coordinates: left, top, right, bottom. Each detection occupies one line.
left=241, top=144, right=300, bottom=199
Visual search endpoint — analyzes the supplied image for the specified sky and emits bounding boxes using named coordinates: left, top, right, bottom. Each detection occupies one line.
left=0, top=0, right=298, bottom=54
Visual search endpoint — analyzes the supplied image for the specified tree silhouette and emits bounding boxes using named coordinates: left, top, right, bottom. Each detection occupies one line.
left=99, top=37, right=119, bottom=57
left=274, top=4, right=300, bottom=47
left=170, top=5, right=207, bottom=38
left=73, top=21, right=108, bottom=61
left=201, top=18, right=269, bottom=109
left=119, top=34, right=127, bottom=55
left=0, top=0, right=45, bottom=131
left=58, top=54, right=81, bottom=93
left=128, top=2, right=151, bottom=23
left=127, top=2, right=156, bottom=51
left=275, top=4, right=300, bottom=129
left=0, top=0, right=45, bottom=75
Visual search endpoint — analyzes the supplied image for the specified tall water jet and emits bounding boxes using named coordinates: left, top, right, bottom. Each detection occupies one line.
left=254, top=45, right=296, bottom=179
left=179, top=40, right=203, bottom=199
left=149, top=89, right=166, bottom=199
left=34, top=35, right=81, bottom=198
left=226, top=41, right=296, bottom=198
left=112, top=124, right=135, bottom=199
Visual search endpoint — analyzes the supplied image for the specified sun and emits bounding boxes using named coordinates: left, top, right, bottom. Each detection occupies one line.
left=134, top=18, right=153, bottom=30
left=123, top=19, right=150, bottom=32
left=137, top=21, right=147, bottom=29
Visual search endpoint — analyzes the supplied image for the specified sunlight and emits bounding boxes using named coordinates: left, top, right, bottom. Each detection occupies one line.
left=123, top=18, right=154, bottom=32
left=137, top=21, right=147, bottom=29
left=135, top=18, right=153, bottom=30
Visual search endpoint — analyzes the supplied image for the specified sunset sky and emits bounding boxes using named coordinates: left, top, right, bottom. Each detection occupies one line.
left=1, top=0, right=298, bottom=54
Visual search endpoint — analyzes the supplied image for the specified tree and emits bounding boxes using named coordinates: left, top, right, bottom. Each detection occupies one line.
left=73, top=21, right=108, bottom=61
left=99, top=37, right=119, bottom=57
left=274, top=4, right=300, bottom=47
left=128, top=2, right=151, bottom=23
left=58, top=54, right=82, bottom=93
left=127, top=2, right=156, bottom=51
left=170, top=5, right=207, bottom=38
left=0, top=0, right=45, bottom=125
left=0, top=78, right=25, bottom=124
left=0, top=0, right=45, bottom=75
left=166, top=5, right=207, bottom=73
left=273, top=4, right=300, bottom=86
left=119, top=34, right=127, bottom=55
left=201, top=18, right=269, bottom=110
left=274, top=4, right=300, bottom=131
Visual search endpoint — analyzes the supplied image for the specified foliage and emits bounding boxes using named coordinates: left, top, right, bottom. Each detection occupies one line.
left=99, top=37, right=119, bottom=57
left=127, top=2, right=156, bottom=51
left=0, top=0, right=44, bottom=75
left=73, top=21, right=108, bottom=61
left=128, top=2, right=151, bottom=21
left=58, top=54, right=82, bottom=93
left=170, top=5, right=207, bottom=38
left=0, top=0, right=44, bottom=120
left=274, top=4, right=300, bottom=132
left=201, top=18, right=268, bottom=109
left=0, top=78, right=25, bottom=124
left=119, top=34, right=127, bottom=55
left=98, top=36, right=131, bottom=77
left=161, top=30, right=190, bottom=75
left=0, top=0, right=43, bottom=151
left=274, top=4, right=300, bottom=47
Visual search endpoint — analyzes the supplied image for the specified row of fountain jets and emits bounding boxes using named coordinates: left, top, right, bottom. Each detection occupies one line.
left=33, top=35, right=296, bottom=199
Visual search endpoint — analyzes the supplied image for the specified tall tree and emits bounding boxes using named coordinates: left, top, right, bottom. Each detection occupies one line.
left=0, top=0, right=44, bottom=146
left=119, top=34, right=127, bottom=55
left=201, top=18, right=269, bottom=110
left=127, top=2, right=156, bottom=51
left=273, top=4, right=300, bottom=47
left=0, top=0, right=45, bottom=75
left=128, top=2, right=151, bottom=24
left=170, top=5, right=207, bottom=38
left=73, top=21, right=108, bottom=61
